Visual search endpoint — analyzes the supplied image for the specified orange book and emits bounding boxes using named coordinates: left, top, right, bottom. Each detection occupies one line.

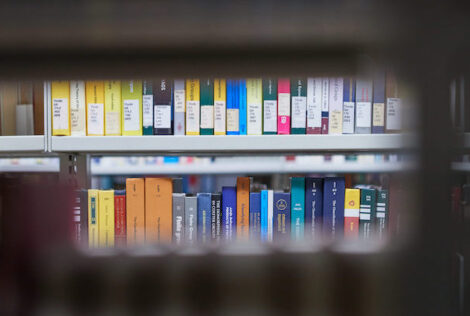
left=126, top=178, right=145, bottom=246
left=145, top=177, right=173, bottom=243
left=236, top=177, right=250, bottom=239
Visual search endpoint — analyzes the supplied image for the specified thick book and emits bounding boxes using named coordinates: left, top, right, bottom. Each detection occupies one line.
left=306, top=78, right=322, bottom=134
left=262, top=78, right=277, bottom=134
left=328, top=78, right=344, bottom=134
left=80, top=189, right=88, bottom=246
left=126, top=178, right=145, bottom=246
left=98, top=190, right=114, bottom=248
left=385, top=72, right=401, bottom=133
left=214, top=79, right=226, bottom=135
left=142, top=80, right=154, bottom=135
left=85, top=81, right=105, bottom=136
left=222, top=186, right=237, bottom=241
left=290, top=78, right=307, bottom=134
left=247, top=79, right=262, bottom=135
left=277, top=78, right=291, bottom=134
left=290, top=177, right=305, bottom=241
left=174, top=79, right=186, bottom=135
left=236, top=177, right=250, bottom=240
left=355, top=78, right=373, bottom=134
left=184, top=195, right=198, bottom=244
left=172, top=193, right=185, bottom=245
left=114, top=190, right=126, bottom=247
left=249, top=192, right=261, bottom=240
left=87, top=189, right=99, bottom=248
left=145, top=177, right=173, bottom=244
left=200, top=79, right=214, bottom=135
left=154, top=79, right=173, bottom=135
left=323, top=177, right=345, bottom=240
left=344, top=188, right=360, bottom=240
left=211, top=193, right=222, bottom=241
left=104, top=80, right=122, bottom=136
left=342, top=78, right=356, bottom=134
left=33, top=81, right=44, bottom=135
left=121, top=80, right=143, bottom=136
left=321, top=78, right=329, bottom=134
left=356, top=186, right=377, bottom=240
left=197, top=193, right=212, bottom=243
left=70, top=81, right=86, bottom=136
left=376, top=189, right=389, bottom=240
left=305, top=177, right=323, bottom=239
left=273, top=192, right=291, bottom=242
left=372, top=71, right=386, bottom=133
left=51, top=81, right=70, bottom=136
left=238, top=79, right=247, bottom=135
left=226, top=80, right=239, bottom=135
left=186, top=79, right=200, bottom=135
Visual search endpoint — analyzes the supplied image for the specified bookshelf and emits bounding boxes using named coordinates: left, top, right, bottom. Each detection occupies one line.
left=0, top=136, right=45, bottom=155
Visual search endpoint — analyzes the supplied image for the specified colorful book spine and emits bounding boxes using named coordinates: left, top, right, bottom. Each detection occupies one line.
left=184, top=196, right=198, bottom=244
left=372, top=71, right=386, bottom=133
left=238, top=79, right=247, bottom=135
left=211, top=193, right=222, bottom=241
left=142, top=80, right=154, bottom=135
left=261, top=190, right=268, bottom=242
left=154, top=79, right=173, bottom=135
left=197, top=193, right=212, bottom=243
left=355, top=79, right=373, bottom=134
left=126, top=178, right=145, bottom=246
left=172, top=193, right=185, bottom=245
left=344, top=188, right=360, bottom=240
left=226, top=79, right=239, bottom=135
left=85, top=81, right=105, bottom=136
left=174, top=79, right=186, bottom=135
left=145, top=177, right=173, bottom=244
left=200, top=79, right=214, bottom=135
left=249, top=192, right=261, bottom=240
left=291, top=78, right=307, bottom=134
left=246, top=78, right=262, bottom=135
left=277, top=78, right=291, bottom=134
left=305, top=177, right=323, bottom=239
left=323, top=177, right=345, bottom=239
left=70, top=81, right=86, bottom=136
left=51, top=81, right=71, bottom=136
left=321, top=78, right=329, bottom=134
left=358, top=187, right=377, bottom=239
left=385, top=72, right=401, bottom=133
left=262, top=78, right=277, bottom=134
left=222, top=186, right=237, bottom=241
left=87, top=189, right=99, bottom=248
left=185, top=79, right=200, bottom=135
left=114, top=190, right=126, bottom=247
left=376, top=189, right=389, bottom=240
left=290, top=177, right=305, bottom=241
left=98, top=190, right=114, bottom=248
left=121, top=80, right=143, bottom=136
left=306, top=78, right=322, bottom=134
left=328, top=78, right=344, bottom=134
left=236, top=177, right=250, bottom=240
left=273, top=192, right=291, bottom=241
left=342, top=78, right=356, bottom=134
left=104, top=80, right=122, bottom=136
left=214, top=79, right=226, bottom=135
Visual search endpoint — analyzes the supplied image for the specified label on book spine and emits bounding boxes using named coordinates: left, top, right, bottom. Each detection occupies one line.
left=227, top=109, right=239, bottom=132
left=263, top=100, right=277, bottom=133
left=372, top=103, right=385, bottom=127
left=143, top=95, right=153, bottom=128
left=292, top=96, right=307, bottom=128
left=214, top=101, right=226, bottom=134
left=87, top=103, right=104, bottom=135
left=356, top=102, right=372, bottom=128
left=154, top=105, right=171, bottom=129
left=53, top=98, right=69, bottom=131
left=201, top=105, right=214, bottom=129
left=343, top=102, right=355, bottom=134
left=186, top=101, right=200, bottom=133
left=278, top=93, right=290, bottom=134
left=386, top=98, right=401, bottom=130
left=123, top=100, right=140, bottom=131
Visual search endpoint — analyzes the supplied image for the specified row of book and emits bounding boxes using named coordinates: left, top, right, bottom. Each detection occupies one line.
left=80, top=176, right=389, bottom=248
left=52, top=76, right=402, bottom=137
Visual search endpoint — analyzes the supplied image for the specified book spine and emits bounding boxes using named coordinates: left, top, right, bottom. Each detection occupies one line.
left=262, top=78, right=277, bottom=134
left=355, top=79, right=373, bottom=134
left=222, top=186, right=237, bottom=241
left=238, top=79, right=247, bottom=135
left=172, top=177, right=183, bottom=193
left=359, top=188, right=377, bottom=240
left=214, top=79, right=226, bottom=135
left=70, top=81, right=86, bottom=136
left=328, top=78, right=344, bottom=134
left=273, top=192, right=291, bottom=241
left=236, top=177, right=250, bottom=240
left=104, top=80, right=122, bottom=135
left=121, top=80, right=143, bottom=136
left=172, top=193, right=185, bottom=245
left=246, top=79, right=262, bottom=135
left=385, top=72, right=401, bottom=132
left=51, top=81, right=71, bottom=136
left=114, top=190, right=126, bottom=247
left=88, top=189, right=99, bottom=248
left=80, top=189, right=88, bottom=246
left=290, top=177, right=305, bottom=241
left=249, top=192, right=261, bottom=240
left=290, top=78, right=307, bottom=134
left=277, top=78, right=290, bottom=134
left=344, top=188, right=360, bottom=240
left=98, top=190, right=114, bottom=248
left=197, top=193, right=211, bottom=243
left=185, top=79, right=200, bottom=135
left=126, top=178, right=145, bottom=246
left=145, top=177, right=173, bottom=244
left=342, top=78, right=356, bottom=134
left=200, top=79, right=214, bottom=135
left=184, top=196, right=198, bottom=244
left=85, top=81, right=105, bottom=136
left=321, top=78, right=329, bottom=134
left=323, top=177, right=346, bottom=239
left=376, top=189, right=389, bottom=240
left=174, top=79, right=186, bottom=135
left=226, top=79, right=240, bottom=135
left=211, top=193, right=222, bottom=241
left=142, top=80, right=154, bottom=135
left=305, top=177, right=323, bottom=239
left=261, top=190, right=268, bottom=241
left=153, top=79, right=173, bottom=135
left=267, top=190, right=274, bottom=241
left=372, top=71, right=386, bottom=133
left=306, top=78, right=322, bottom=134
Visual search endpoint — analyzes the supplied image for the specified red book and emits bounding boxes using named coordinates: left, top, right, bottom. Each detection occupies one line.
left=277, top=78, right=290, bottom=134
left=114, top=190, right=126, bottom=247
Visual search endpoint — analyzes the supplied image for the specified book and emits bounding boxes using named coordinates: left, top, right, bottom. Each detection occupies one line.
left=121, top=80, right=143, bottom=136
left=70, top=81, right=86, bottom=136
left=104, top=80, right=122, bottom=136
left=80, top=189, right=88, bottom=246
left=73, top=190, right=81, bottom=244
left=372, top=71, right=386, bottom=133
left=328, top=78, right=344, bottom=134
left=33, top=81, right=44, bottom=135
left=87, top=189, right=99, bottom=248
left=15, top=104, right=33, bottom=135
left=262, top=78, right=277, bottom=134
left=184, top=195, right=198, bottom=244
left=145, top=177, right=173, bottom=244
left=51, top=81, right=70, bottom=136
left=126, top=178, right=145, bottom=246
left=273, top=192, right=291, bottom=242
left=185, top=79, right=200, bottom=135
left=376, top=189, right=389, bottom=240
left=114, top=190, right=126, bottom=247
left=290, top=177, right=305, bottom=241
left=342, top=78, right=356, bottom=134
left=344, top=188, right=360, bottom=240
left=305, top=177, right=323, bottom=239
left=172, top=193, right=185, bottom=245
left=357, top=187, right=377, bottom=239
left=249, top=192, right=261, bottom=240
left=321, top=78, right=329, bottom=134
left=246, top=78, right=262, bottom=135
left=85, top=81, right=105, bottom=136
left=267, top=190, right=274, bottom=241
left=238, top=79, right=247, bottom=135
left=211, top=193, right=222, bottom=241
left=306, top=78, right=322, bottom=134
left=261, top=190, right=268, bottom=241
left=154, top=79, right=173, bottom=135
left=236, top=177, right=250, bottom=240
left=290, top=78, right=307, bottom=134
left=197, top=193, right=211, bottom=243
left=142, top=80, right=154, bottom=135
left=200, top=79, right=214, bottom=135
left=277, top=78, right=290, bottom=134
left=323, top=177, right=345, bottom=240
left=226, top=80, right=239, bottom=135
left=355, top=78, right=373, bottom=134
left=214, top=79, right=226, bottom=135
left=385, top=72, right=401, bottom=133
left=222, top=186, right=237, bottom=241
left=174, top=79, right=185, bottom=135
left=172, top=177, right=183, bottom=193
left=98, top=190, right=114, bottom=248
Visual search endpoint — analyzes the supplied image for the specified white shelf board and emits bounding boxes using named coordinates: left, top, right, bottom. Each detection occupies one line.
left=0, top=136, right=45, bottom=154
left=52, top=134, right=416, bottom=154
left=0, top=163, right=59, bottom=173
left=451, top=162, right=470, bottom=172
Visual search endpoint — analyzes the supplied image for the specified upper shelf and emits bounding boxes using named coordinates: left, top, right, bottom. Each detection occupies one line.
left=0, top=136, right=45, bottom=155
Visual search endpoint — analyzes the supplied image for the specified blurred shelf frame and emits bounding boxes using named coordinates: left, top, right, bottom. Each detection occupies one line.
left=0, top=136, right=45, bottom=155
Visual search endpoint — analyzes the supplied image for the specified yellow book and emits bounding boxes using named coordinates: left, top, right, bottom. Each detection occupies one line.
left=121, top=80, right=143, bottom=136
left=214, top=79, right=226, bottom=135
left=51, top=81, right=70, bottom=136
left=344, top=188, right=360, bottom=240
left=104, top=80, right=122, bottom=135
left=98, top=190, right=115, bottom=247
left=246, top=79, right=262, bottom=135
left=185, top=79, right=200, bottom=135
left=88, top=189, right=99, bottom=248
left=85, top=81, right=105, bottom=136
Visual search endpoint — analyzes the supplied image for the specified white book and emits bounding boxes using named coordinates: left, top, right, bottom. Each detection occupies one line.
left=70, top=81, right=86, bottom=136
left=174, top=80, right=185, bottom=135
left=267, top=190, right=274, bottom=242
left=307, top=78, right=322, bottom=133
left=328, top=78, right=343, bottom=134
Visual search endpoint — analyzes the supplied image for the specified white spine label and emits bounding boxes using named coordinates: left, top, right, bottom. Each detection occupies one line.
left=52, top=98, right=69, bottom=131
left=200, top=105, right=214, bottom=129
left=227, top=109, right=239, bottom=132
left=356, top=102, right=372, bottom=128
left=263, top=100, right=277, bottom=132
left=247, top=103, right=262, bottom=135
left=342, top=102, right=355, bottom=134
left=307, top=78, right=322, bottom=128
left=174, top=90, right=185, bottom=113
left=123, top=99, right=140, bottom=132
left=186, top=100, right=200, bottom=133
left=142, top=95, right=153, bottom=127
left=321, top=79, right=329, bottom=112
left=386, top=98, right=401, bottom=130
left=278, top=93, right=290, bottom=116
left=105, top=112, right=120, bottom=135
left=154, top=105, right=171, bottom=129
left=70, top=81, right=85, bottom=135
left=291, top=96, right=307, bottom=128
left=87, top=103, right=104, bottom=135
left=214, top=100, right=226, bottom=133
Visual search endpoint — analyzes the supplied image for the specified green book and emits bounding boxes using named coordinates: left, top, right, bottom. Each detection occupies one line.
left=376, top=189, right=389, bottom=240
left=262, top=78, right=277, bottom=134
left=200, top=79, right=214, bottom=135
left=142, top=80, right=154, bottom=135
left=291, top=78, right=307, bottom=134
left=356, top=186, right=377, bottom=240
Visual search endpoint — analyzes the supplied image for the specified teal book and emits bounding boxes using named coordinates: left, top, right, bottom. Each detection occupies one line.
left=290, top=177, right=305, bottom=240
left=200, top=79, right=214, bottom=135
left=263, top=78, right=277, bottom=134
left=291, top=78, right=307, bottom=134
left=142, top=80, right=154, bottom=135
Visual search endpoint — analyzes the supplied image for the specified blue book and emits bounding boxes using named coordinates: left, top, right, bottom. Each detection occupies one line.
left=197, top=193, right=212, bottom=243
left=305, top=177, right=323, bottom=239
left=226, top=80, right=239, bottom=135
left=322, top=177, right=345, bottom=239
left=238, top=79, right=247, bottom=135
left=249, top=192, right=261, bottom=240
left=290, top=177, right=305, bottom=241
left=222, top=187, right=237, bottom=241
left=260, top=190, right=268, bottom=242
left=273, top=192, right=291, bottom=241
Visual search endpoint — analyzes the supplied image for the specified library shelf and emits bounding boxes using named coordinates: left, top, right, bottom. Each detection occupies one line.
left=0, top=136, right=45, bottom=155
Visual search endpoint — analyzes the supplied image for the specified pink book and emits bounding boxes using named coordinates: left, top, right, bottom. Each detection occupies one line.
left=277, top=78, right=291, bottom=134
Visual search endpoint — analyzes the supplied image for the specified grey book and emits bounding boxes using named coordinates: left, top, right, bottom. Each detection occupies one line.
left=174, top=79, right=185, bottom=135
left=172, top=177, right=183, bottom=193
left=172, top=193, right=185, bottom=245
left=184, top=195, right=198, bottom=244
left=355, top=78, right=373, bottom=134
